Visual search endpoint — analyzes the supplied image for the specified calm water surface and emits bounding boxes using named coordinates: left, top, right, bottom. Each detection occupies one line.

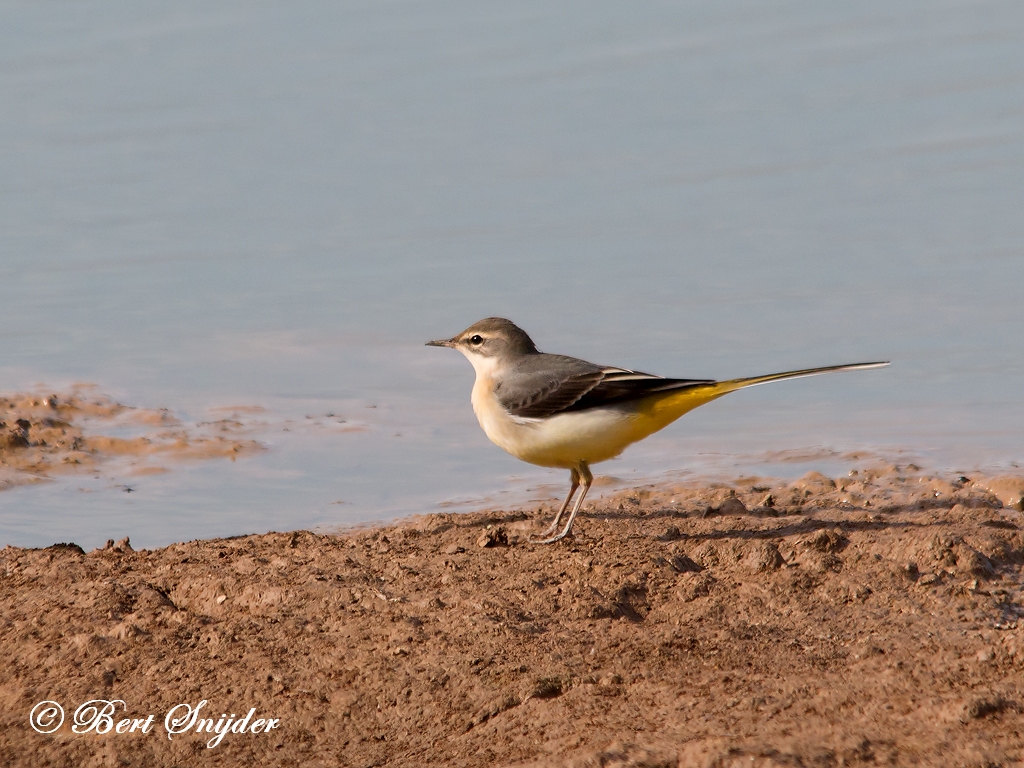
left=1, top=1, right=1022, bottom=549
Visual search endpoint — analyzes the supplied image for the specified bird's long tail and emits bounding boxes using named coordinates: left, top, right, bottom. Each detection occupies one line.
left=639, top=361, right=889, bottom=427
left=715, top=361, right=890, bottom=394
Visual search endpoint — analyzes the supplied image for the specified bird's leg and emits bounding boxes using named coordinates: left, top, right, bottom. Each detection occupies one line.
left=536, top=463, right=592, bottom=544
left=534, top=468, right=580, bottom=539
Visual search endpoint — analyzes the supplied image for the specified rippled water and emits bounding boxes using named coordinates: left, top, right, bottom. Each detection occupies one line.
left=2, top=1, right=1022, bottom=549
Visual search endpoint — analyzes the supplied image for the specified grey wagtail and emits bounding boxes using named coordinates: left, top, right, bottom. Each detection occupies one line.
left=428, top=318, right=888, bottom=544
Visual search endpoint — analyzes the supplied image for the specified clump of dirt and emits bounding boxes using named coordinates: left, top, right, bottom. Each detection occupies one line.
left=0, top=389, right=264, bottom=490
left=1, top=467, right=1023, bottom=766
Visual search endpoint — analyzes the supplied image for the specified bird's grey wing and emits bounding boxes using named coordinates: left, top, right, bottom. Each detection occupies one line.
left=496, top=355, right=606, bottom=419
left=497, top=355, right=714, bottom=418
left=566, top=368, right=714, bottom=412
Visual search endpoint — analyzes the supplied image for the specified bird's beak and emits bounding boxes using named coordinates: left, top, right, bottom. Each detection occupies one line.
left=426, top=337, right=456, bottom=348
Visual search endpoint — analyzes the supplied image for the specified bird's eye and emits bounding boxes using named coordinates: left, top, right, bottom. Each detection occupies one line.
left=469, top=335, right=484, bottom=346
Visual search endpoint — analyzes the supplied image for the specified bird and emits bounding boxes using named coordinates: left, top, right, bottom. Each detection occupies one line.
left=427, top=317, right=888, bottom=544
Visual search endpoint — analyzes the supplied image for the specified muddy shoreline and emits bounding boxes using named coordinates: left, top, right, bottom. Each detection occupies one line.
left=2, top=467, right=1023, bottom=767
left=0, top=389, right=263, bottom=494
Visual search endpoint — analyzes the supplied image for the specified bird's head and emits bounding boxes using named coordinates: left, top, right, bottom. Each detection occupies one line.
left=427, top=317, right=539, bottom=375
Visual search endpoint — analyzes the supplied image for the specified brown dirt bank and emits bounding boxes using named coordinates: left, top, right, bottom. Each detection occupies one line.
left=2, top=468, right=1024, bottom=767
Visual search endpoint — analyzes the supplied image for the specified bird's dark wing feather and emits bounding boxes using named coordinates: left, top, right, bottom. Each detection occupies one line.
left=496, top=354, right=714, bottom=418
left=566, top=368, right=714, bottom=412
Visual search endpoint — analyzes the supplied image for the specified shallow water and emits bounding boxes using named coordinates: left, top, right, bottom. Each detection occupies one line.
left=1, top=1, right=1022, bottom=549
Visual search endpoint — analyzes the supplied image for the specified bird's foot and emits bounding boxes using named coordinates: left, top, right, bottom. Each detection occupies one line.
left=529, top=529, right=574, bottom=545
